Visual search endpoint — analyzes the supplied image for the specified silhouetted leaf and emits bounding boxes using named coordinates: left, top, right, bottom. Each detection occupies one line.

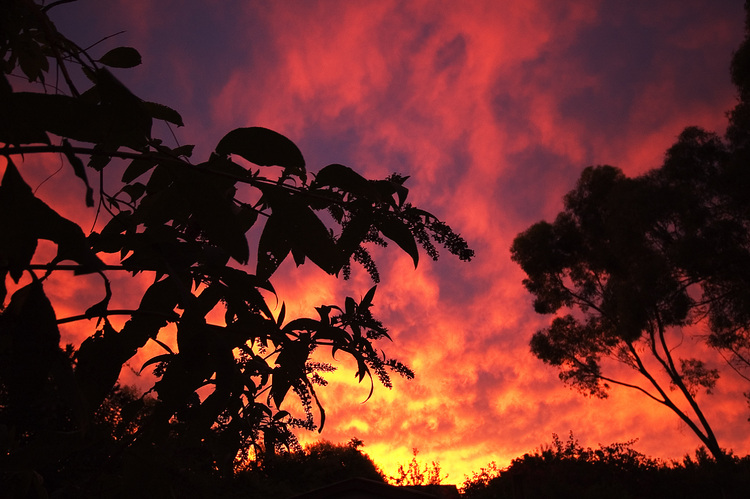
left=15, top=32, right=49, bottom=82
left=372, top=178, right=409, bottom=208
left=377, top=215, right=419, bottom=267
left=273, top=410, right=290, bottom=421
left=121, top=182, right=146, bottom=203
left=257, top=213, right=292, bottom=280
left=270, top=369, right=291, bottom=409
left=0, top=159, right=103, bottom=276
left=283, top=318, right=321, bottom=334
left=0, top=159, right=39, bottom=281
left=140, top=353, right=174, bottom=374
left=99, top=46, right=142, bottom=68
left=361, top=285, right=377, bottom=310
left=122, top=157, right=159, bottom=183
left=215, top=126, right=306, bottom=181
left=62, top=139, right=94, bottom=207
left=171, top=144, right=194, bottom=158
left=141, top=101, right=184, bottom=126
left=312, top=163, right=375, bottom=199
left=186, top=188, right=250, bottom=264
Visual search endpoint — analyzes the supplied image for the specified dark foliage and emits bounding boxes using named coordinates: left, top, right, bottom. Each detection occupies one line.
left=0, top=1, right=472, bottom=497
left=511, top=2, right=750, bottom=461
left=232, top=439, right=386, bottom=498
left=462, top=433, right=750, bottom=499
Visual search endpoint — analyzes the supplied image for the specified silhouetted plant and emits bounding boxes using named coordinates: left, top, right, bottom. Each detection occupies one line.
left=461, top=433, right=750, bottom=499
left=234, top=439, right=386, bottom=498
left=511, top=3, right=750, bottom=463
left=390, top=447, right=446, bottom=486
left=0, top=1, right=472, bottom=496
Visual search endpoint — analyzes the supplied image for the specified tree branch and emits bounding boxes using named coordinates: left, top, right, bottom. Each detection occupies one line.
left=56, top=308, right=179, bottom=325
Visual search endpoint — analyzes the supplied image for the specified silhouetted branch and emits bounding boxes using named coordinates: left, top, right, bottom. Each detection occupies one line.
left=56, top=309, right=179, bottom=325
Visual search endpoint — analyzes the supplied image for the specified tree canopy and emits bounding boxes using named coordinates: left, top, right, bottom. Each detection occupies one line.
left=511, top=2, right=750, bottom=463
left=0, top=1, right=472, bottom=496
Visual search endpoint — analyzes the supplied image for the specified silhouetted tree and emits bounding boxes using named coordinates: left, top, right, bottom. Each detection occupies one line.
left=234, top=439, right=386, bottom=498
left=0, top=1, right=472, bottom=496
left=511, top=3, right=750, bottom=462
left=390, top=448, right=446, bottom=486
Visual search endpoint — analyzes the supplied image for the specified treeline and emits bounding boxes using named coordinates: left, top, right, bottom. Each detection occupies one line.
left=4, top=381, right=748, bottom=497
left=461, top=432, right=750, bottom=499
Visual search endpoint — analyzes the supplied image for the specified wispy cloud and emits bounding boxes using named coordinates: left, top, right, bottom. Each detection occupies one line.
left=20, top=0, right=749, bottom=483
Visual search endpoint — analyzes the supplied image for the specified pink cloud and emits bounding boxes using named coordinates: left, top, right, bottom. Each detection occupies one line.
left=8, top=0, right=748, bottom=484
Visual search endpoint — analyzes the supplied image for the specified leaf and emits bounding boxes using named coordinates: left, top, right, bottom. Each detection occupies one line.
left=141, top=101, right=184, bottom=127
left=0, top=159, right=104, bottom=277
left=161, top=166, right=249, bottom=264
left=0, top=159, right=39, bottom=281
left=122, top=157, right=159, bottom=183
left=372, top=178, right=409, bottom=208
left=337, top=213, right=373, bottom=260
left=99, top=46, right=142, bottom=68
left=273, top=410, right=291, bottom=421
left=150, top=337, right=175, bottom=354
left=378, top=215, right=419, bottom=267
left=361, top=285, right=377, bottom=310
left=140, top=353, right=173, bottom=374
left=345, top=297, right=356, bottom=316
left=282, top=318, right=322, bottom=334
left=87, top=144, right=117, bottom=171
left=188, top=190, right=250, bottom=264
left=62, top=139, right=94, bottom=207
left=215, top=127, right=306, bottom=181
left=312, top=163, right=375, bottom=199
left=270, top=369, right=291, bottom=409
left=16, top=32, right=49, bottom=82
left=171, top=144, right=194, bottom=158
left=257, top=213, right=292, bottom=280
left=219, top=267, right=275, bottom=317
left=261, top=187, right=341, bottom=274
left=121, top=182, right=146, bottom=203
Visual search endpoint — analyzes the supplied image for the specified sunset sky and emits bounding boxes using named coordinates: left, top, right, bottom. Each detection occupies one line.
left=8, top=0, right=750, bottom=484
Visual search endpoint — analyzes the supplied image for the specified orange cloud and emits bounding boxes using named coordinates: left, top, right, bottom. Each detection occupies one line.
left=8, top=0, right=749, bottom=484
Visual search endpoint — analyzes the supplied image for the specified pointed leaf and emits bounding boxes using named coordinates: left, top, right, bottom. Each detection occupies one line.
left=257, top=213, right=292, bottom=280
left=99, top=46, right=142, bottom=68
left=361, top=285, right=377, bottom=310
left=141, top=101, right=184, bottom=126
left=378, top=215, right=419, bottom=267
left=122, top=157, right=159, bottom=183
left=62, top=139, right=94, bottom=206
left=140, top=353, right=174, bottom=374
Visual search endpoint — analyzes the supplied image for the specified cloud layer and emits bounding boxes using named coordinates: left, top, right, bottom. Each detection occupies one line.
left=15, top=0, right=748, bottom=483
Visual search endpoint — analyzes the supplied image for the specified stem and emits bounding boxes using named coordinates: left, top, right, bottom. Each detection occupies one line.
left=3, top=144, right=356, bottom=210
left=656, top=313, right=724, bottom=461
left=41, top=0, right=78, bottom=12
left=56, top=309, right=179, bottom=325
left=24, top=263, right=128, bottom=271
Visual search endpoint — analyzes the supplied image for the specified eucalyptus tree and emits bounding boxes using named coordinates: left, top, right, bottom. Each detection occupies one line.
left=511, top=5, right=750, bottom=462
